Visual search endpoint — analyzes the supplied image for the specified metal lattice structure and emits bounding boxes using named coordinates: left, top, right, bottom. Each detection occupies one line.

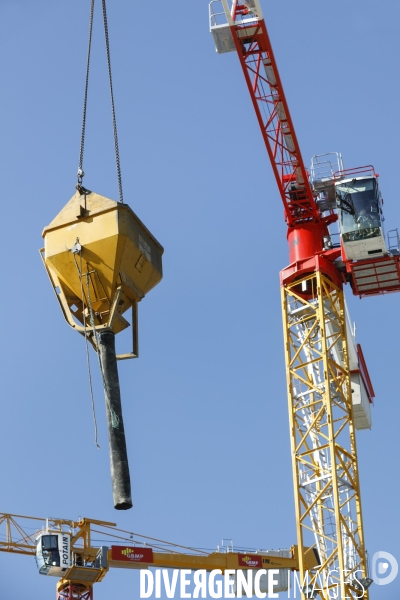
left=210, top=0, right=320, bottom=226
left=282, top=271, right=368, bottom=599
left=57, top=585, right=93, bottom=600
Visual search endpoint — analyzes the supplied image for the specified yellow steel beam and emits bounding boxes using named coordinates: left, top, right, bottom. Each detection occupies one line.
left=282, top=271, right=368, bottom=599
left=0, top=512, right=321, bottom=595
left=109, top=549, right=301, bottom=572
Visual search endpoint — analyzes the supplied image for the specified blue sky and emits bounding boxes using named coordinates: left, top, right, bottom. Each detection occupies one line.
left=0, top=1, right=399, bottom=598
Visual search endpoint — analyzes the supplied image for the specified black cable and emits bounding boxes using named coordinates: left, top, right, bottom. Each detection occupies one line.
left=101, top=0, right=124, bottom=204
left=77, top=0, right=124, bottom=204
left=78, top=0, right=95, bottom=185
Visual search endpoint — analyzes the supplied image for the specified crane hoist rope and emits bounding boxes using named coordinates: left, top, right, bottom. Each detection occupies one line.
left=77, top=0, right=124, bottom=204
left=77, top=0, right=94, bottom=187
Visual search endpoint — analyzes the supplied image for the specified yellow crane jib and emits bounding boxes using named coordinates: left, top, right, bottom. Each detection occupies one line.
left=0, top=513, right=320, bottom=599
left=40, top=188, right=164, bottom=511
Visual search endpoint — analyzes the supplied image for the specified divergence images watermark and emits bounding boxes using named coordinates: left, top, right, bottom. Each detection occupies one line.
left=139, top=552, right=398, bottom=598
left=140, top=569, right=281, bottom=598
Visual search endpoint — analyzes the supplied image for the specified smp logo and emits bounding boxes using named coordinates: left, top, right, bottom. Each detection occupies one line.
left=121, top=548, right=144, bottom=560
left=242, top=556, right=257, bottom=566
left=372, top=551, right=398, bottom=586
left=238, top=554, right=262, bottom=568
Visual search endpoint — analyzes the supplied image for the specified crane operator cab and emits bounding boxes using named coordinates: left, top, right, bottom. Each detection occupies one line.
left=35, top=532, right=71, bottom=576
left=335, top=175, right=387, bottom=260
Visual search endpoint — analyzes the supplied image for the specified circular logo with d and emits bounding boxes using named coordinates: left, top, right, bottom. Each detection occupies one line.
left=372, top=551, right=398, bottom=586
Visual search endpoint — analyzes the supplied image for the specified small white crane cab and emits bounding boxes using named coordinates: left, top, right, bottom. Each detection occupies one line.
left=335, top=175, right=387, bottom=260
left=35, top=532, right=71, bottom=576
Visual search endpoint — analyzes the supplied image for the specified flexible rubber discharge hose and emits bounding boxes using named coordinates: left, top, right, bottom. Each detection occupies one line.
left=98, top=330, right=132, bottom=510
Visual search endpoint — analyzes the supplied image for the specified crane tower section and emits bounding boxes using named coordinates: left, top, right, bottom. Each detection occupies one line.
left=282, top=272, right=369, bottom=598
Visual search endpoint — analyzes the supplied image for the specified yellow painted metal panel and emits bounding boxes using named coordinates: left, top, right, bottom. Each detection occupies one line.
left=41, top=189, right=163, bottom=339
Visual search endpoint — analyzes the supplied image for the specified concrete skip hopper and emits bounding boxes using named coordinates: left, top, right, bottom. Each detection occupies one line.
left=41, top=188, right=164, bottom=358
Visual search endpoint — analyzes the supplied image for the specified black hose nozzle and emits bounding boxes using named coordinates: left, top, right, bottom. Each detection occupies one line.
left=98, top=330, right=132, bottom=510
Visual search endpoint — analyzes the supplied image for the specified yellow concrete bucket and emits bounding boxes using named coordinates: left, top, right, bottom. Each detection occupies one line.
left=40, top=187, right=164, bottom=358
left=41, top=187, right=164, bottom=510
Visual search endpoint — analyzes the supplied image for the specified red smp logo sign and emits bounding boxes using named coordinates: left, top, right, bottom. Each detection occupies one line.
left=238, top=554, right=262, bottom=568
left=111, top=546, right=154, bottom=563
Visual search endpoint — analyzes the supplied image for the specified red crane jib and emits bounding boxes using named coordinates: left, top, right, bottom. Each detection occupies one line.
left=230, top=13, right=337, bottom=263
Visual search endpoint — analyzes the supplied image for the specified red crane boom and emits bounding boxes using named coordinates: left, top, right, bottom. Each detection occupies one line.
left=229, top=3, right=318, bottom=227
left=211, top=0, right=337, bottom=266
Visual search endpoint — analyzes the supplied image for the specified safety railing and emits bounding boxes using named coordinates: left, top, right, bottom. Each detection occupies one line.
left=310, top=152, right=344, bottom=186
left=387, top=229, right=400, bottom=254
left=333, top=164, right=377, bottom=183
left=209, top=0, right=229, bottom=29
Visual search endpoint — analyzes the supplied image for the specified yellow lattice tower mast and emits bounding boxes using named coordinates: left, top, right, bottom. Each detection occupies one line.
left=281, top=267, right=369, bottom=598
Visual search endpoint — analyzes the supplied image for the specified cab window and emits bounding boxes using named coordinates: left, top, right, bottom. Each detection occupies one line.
left=41, top=535, right=59, bottom=550
left=336, top=178, right=381, bottom=241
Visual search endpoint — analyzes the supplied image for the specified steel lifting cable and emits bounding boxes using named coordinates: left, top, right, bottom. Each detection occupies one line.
left=78, top=0, right=95, bottom=185
left=101, top=0, right=124, bottom=204
left=78, top=0, right=124, bottom=203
